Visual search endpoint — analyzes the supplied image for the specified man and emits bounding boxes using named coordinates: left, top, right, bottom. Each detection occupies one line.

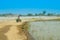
left=16, top=15, right=21, bottom=22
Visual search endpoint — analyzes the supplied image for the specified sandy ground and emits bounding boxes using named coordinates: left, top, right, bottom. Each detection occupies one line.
left=0, top=17, right=60, bottom=40
left=0, top=20, right=28, bottom=40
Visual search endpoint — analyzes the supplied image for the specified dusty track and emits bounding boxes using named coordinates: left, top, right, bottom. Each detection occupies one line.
left=0, top=20, right=28, bottom=40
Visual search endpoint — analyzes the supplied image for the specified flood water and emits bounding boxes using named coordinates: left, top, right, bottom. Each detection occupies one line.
left=28, top=21, right=60, bottom=40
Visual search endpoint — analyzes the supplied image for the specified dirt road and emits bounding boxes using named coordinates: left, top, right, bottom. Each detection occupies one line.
left=0, top=21, right=27, bottom=40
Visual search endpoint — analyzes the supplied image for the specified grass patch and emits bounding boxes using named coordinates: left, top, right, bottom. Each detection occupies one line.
left=28, top=18, right=60, bottom=22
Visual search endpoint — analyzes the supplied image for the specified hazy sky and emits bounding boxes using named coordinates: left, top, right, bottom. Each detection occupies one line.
left=0, top=0, right=60, bottom=14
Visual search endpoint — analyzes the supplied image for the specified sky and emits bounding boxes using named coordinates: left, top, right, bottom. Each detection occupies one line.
left=0, top=0, right=60, bottom=15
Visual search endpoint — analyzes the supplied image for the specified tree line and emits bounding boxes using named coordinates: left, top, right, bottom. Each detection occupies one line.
left=0, top=11, right=60, bottom=16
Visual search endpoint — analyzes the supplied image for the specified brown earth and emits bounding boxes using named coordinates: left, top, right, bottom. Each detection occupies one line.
left=0, top=20, right=28, bottom=40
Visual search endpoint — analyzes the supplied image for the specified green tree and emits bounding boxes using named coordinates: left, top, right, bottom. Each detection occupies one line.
left=38, top=11, right=46, bottom=16
left=27, top=13, right=33, bottom=16
left=47, top=13, right=53, bottom=16
left=38, top=13, right=43, bottom=16
left=19, top=14, right=22, bottom=16
left=35, top=13, right=38, bottom=16
left=43, top=11, right=46, bottom=15
left=42, top=11, right=46, bottom=16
